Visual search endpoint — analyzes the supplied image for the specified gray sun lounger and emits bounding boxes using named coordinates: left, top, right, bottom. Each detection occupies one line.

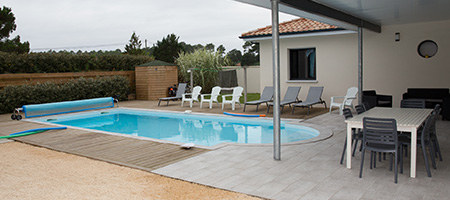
left=267, top=86, right=301, bottom=113
left=158, top=83, right=187, bottom=106
left=243, top=86, right=274, bottom=112
left=292, top=86, right=327, bottom=115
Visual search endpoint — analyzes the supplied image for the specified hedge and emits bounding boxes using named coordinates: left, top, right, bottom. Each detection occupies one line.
left=0, top=76, right=129, bottom=114
left=0, top=52, right=153, bottom=73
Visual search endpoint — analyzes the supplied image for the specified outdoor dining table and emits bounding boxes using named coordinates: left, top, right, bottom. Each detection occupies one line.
left=345, top=107, right=433, bottom=178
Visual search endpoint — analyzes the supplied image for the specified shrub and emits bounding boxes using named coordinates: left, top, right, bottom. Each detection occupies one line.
left=0, top=76, right=129, bottom=114
left=176, top=49, right=230, bottom=93
left=0, top=52, right=153, bottom=73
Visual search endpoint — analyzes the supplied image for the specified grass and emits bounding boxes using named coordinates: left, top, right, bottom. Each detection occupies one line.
left=216, top=93, right=260, bottom=103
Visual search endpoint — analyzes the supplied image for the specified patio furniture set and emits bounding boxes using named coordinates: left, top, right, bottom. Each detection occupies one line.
left=158, top=83, right=328, bottom=115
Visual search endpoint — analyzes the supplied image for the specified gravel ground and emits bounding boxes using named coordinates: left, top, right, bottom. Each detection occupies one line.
left=0, top=141, right=261, bottom=200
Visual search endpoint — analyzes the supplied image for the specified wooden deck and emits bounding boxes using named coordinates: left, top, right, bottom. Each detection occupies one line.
left=0, top=119, right=208, bottom=171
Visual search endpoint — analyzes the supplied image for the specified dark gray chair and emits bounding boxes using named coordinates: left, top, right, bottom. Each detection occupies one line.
left=243, top=86, right=273, bottom=112
left=360, top=117, right=400, bottom=183
left=431, top=104, right=443, bottom=161
left=340, top=108, right=363, bottom=164
left=355, top=104, right=366, bottom=114
left=400, top=99, right=426, bottom=108
left=158, top=83, right=187, bottom=106
left=399, top=112, right=437, bottom=177
left=292, top=86, right=327, bottom=115
left=267, top=86, right=301, bottom=113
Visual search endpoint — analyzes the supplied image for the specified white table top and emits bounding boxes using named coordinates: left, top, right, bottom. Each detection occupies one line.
left=345, top=107, right=432, bottom=128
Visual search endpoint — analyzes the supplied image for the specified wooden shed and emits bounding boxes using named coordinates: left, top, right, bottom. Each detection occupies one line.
left=135, top=60, right=178, bottom=100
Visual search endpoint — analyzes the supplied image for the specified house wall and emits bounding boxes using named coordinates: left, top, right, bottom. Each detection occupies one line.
left=257, top=19, right=450, bottom=108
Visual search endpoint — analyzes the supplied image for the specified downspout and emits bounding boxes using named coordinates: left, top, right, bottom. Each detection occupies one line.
left=271, top=0, right=281, bottom=161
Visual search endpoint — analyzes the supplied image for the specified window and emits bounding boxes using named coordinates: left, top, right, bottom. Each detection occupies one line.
left=289, top=48, right=316, bottom=80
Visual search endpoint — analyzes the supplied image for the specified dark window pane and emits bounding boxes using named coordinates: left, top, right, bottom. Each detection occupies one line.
left=289, top=48, right=316, bottom=80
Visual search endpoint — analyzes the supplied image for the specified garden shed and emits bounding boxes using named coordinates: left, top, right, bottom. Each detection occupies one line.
left=135, top=60, right=178, bottom=100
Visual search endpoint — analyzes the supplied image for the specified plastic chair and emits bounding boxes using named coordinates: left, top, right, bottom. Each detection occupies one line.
left=431, top=104, right=443, bottom=161
left=158, top=83, right=187, bottom=106
left=292, top=86, right=327, bottom=115
left=200, top=86, right=221, bottom=109
left=340, top=108, right=364, bottom=164
left=355, top=104, right=366, bottom=114
left=329, top=87, right=358, bottom=115
left=181, top=86, right=202, bottom=108
left=360, top=117, right=400, bottom=183
left=222, top=86, right=243, bottom=110
left=243, top=86, right=273, bottom=112
left=399, top=112, right=437, bottom=177
left=267, top=86, right=301, bottom=113
left=400, top=99, right=426, bottom=108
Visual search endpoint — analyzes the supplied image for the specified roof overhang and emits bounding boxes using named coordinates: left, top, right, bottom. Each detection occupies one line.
left=241, top=29, right=355, bottom=41
left=234, top=0, right=450, bottom=33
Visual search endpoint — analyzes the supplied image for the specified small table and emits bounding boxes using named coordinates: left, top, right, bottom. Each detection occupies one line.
left=345, top=107, right=432, bottom=178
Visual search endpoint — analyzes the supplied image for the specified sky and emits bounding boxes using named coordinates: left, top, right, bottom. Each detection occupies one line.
left=3, top=0, right=297, bottom=53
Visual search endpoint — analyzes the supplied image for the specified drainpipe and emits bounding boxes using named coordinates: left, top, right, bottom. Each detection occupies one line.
left=271, top=0, right=281, bottom=161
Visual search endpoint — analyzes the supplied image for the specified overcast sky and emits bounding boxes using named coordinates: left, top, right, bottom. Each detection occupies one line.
left=3, top=0, right=297, bottom=53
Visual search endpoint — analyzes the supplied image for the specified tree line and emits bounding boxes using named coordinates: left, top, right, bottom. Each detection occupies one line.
left=0, top=6, right=259, bottom=67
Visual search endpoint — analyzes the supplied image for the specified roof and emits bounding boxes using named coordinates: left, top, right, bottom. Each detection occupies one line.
left=240, top=17, right=342, bottom=39
left=137, top=60, right=177, bottom=67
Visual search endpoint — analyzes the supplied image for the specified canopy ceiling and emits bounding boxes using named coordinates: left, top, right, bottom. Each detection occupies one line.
left=234, top=0, right=450, bottom=32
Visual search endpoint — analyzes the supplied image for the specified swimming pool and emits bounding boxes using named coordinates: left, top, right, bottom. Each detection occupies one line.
left=31, top=108, right=319, bottom=147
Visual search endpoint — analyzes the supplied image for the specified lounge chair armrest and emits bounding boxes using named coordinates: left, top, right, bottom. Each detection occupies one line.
left=222, top=94, right=233, bottom=101
left=182, top=93, right=192, bottom=99
left=331, top=96, right=345, bottom=101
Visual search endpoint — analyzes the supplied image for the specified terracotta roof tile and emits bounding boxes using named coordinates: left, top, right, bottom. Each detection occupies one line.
left=240, top=18, right=340, bottom=38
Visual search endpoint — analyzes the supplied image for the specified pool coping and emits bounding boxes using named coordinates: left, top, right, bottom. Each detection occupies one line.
left=24, top=107, right=333, bottom=150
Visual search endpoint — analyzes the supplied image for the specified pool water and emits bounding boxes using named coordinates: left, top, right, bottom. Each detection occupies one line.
left=32, top=108, right=319, bottom=147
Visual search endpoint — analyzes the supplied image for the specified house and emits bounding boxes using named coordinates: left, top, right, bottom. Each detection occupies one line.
left=239, top=10, right=450, bottom=108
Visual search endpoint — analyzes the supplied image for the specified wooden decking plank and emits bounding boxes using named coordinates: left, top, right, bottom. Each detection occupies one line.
left=8, top=119, right=210, bottom=172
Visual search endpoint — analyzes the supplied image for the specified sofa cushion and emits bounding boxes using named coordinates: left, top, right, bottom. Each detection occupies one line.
left=407, top=88, right=450, bottom=99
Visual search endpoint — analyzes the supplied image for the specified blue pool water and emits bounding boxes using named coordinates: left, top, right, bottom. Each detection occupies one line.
left=32, top=108, right=319, bottom=147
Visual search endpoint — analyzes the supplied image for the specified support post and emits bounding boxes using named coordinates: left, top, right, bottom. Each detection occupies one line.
left=243, top=66, right=248, bottom=103
left=188, top=68, right=193, bottom=92
left=271, top=0, right=281, bottom=161
left=358, top=27, right=363, bottom=105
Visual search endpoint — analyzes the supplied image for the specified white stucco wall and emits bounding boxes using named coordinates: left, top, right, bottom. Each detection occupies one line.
left=256, top=19, right=450, bottom=108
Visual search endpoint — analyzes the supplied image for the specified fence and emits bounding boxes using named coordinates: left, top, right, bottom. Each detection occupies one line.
left=0, top=71, right=135, bottom=89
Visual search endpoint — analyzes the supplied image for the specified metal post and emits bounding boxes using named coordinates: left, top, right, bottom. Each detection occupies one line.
left=358, top=27, right=363, bottom=105
left=271, top=0, right=281, bottom=161
left=188, top=68, right=193, bottom=91
left=243, top=66, right=248, bottom=103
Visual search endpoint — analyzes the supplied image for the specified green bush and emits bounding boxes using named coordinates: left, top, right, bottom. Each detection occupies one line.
left=176, top=49, right=230, bottom=93
left=0, top=52, right=153, bottom=73
left=0, top=76, right=129, bottom=114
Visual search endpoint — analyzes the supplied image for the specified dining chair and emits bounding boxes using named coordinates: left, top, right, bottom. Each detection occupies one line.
left=399, top=112, right=437, bottom=177
left=400, top=99, right=426, bottom=108
left=355, top=104, right=366, bottom=114
left=360, top=117, right=400, bottom=183
left=340, top=108, right=363, bottom=164
left=431, top=104, right=443, bottom=161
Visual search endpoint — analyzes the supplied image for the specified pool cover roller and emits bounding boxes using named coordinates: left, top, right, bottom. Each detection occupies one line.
left=15, top=97, right=116, bottom=118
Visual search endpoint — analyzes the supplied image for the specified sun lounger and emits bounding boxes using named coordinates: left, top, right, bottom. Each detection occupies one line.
left=158, top=83, right=187, bottom=106
left=267, top=86, right=301, bottom=113
left=292, top=86, right=327, bottom=115
left=243, top=86, right=273, bottom=112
